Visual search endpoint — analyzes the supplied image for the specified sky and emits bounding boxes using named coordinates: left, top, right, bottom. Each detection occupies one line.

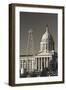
left=20, top=12, right=58, bottom=55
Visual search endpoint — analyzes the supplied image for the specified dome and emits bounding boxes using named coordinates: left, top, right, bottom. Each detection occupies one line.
left=41, top=26, right=52, bottom=42
left=40, top=25, right=54, bottom=52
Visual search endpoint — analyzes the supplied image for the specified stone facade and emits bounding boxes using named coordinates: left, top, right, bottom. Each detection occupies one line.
left=20, top=25, right=57, bottom=77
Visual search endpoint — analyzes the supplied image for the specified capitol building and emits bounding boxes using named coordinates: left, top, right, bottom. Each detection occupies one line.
left=20, top=25, right=58, bottom=77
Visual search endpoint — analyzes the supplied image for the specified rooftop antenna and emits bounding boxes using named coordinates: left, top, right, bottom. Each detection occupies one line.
left=26, top=29, right=34, bottom=73
left=27, top=29, right=34, bottom=56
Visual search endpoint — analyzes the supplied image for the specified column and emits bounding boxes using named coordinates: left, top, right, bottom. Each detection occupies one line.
left=36, top=58, right=37, bottom=70
left=35, top=58, right=37, bottom=70
left=21, top=60, right=23, bottom=68
left=37, top=58, right=38, bottom=71
left=20, top=60, right=22, bottom=68
left=44, top=57, right=45, bottom=68
left=20, top=60, right=24, bottom=74
left=38, top=58, right=40, bottom=71
left=48, top=57, right=49, bottom=68
left=26, top=60, right=28, bottom=72
left=30, top=60, right=32, bottom=72
left=23, top=60, right=24, bottom=69
left=45, top=44, right=46, bottom=51
left=27, top=59, right=29, bottom=72
left=41, top=57, right=42, bottom=71
left=43, top=44, right=44, bottom=50
left=46, top=57, right=48, bottom=68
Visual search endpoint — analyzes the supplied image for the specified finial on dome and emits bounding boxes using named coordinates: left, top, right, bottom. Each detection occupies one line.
left=46, top=25, right=49, bottom=32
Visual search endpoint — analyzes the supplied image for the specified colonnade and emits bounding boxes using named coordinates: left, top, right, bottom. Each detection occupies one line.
left=20, top=59, right=34, bottom=73
left=35, top=57, right=52, bottom=71
left=20, top=56, right=52, bottom=74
